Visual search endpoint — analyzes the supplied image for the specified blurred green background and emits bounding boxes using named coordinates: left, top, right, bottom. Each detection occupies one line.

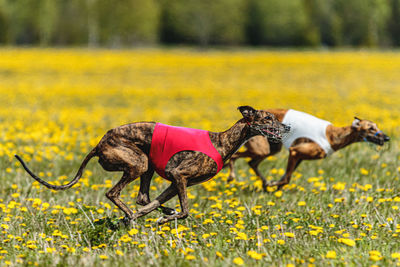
left=0, top=0, right=399, bottom=47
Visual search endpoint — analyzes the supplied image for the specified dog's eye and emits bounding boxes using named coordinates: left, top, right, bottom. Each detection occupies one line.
left=264, top=115, right=272, bottom=120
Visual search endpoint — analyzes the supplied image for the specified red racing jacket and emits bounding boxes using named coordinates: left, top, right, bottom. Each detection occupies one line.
left=149, top=123, right=223, bottom=179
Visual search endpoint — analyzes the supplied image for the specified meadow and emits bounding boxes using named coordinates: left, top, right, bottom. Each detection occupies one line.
left=0, top=48, right=399, bottom=266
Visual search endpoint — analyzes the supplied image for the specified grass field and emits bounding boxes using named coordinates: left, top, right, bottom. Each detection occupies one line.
left=0, top=49, right=399, bottom=266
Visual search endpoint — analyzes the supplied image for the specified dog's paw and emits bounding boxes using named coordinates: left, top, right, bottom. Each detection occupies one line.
left=159, top=206, right=178, bottom=216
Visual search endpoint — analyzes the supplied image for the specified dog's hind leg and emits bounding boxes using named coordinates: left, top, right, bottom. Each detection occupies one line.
left=106, top=171, right=140, bottom=220
left=269, top=142, right=325, bottom=189
left=99, top=145, right=148, bottom=220
left=271, top=157, right=302, bottom=190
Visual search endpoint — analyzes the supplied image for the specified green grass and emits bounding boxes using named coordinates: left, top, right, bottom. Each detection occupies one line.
left=1, top=139, right=399, bottom=266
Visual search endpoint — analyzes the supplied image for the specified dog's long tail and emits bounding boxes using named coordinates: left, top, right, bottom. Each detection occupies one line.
left=15, top=147, right=97, bottom=190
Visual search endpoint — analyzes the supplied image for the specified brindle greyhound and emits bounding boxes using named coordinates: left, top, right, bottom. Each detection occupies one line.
left=227, top=109, right=389, bottom=191
left=15, top=106, right=288, bottom=225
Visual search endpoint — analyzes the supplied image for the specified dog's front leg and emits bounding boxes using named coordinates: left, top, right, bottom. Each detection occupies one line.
left=135, top=167, right=178, bottom=216
left=248, top=157, right=268, bottom=191
left=157, top=179, right=189, bottom=225
left=136, top=168, right=154, bottom=206
left=227, top=158, right=237, bottom=182
left=131, top=184, right=178, bottom=221
left=276, top=158, right=302, bottom=190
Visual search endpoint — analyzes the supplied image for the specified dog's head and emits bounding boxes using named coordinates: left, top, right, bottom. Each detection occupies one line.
left=351, top=117, right=389, bottom=146
left=238, top=106, right=290, bottom=143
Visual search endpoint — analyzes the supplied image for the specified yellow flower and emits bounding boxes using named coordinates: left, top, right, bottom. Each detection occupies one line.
left=326, top=250, right=336, bottom=259
left=369, top=251, right=382, bottom=261
left=277, top=239, right=285, bottom=245
left=274, top=191, right=283, bottom=198
left=203, top=219, right=214, bottom=225
left=202, top=233, right=210, bottom=239
left=284, top=232, right=295, bottom=238
left=97, top=208, right=104, bottom=214
left=235, top=232, right=248, bottom=240
left=99, top=255, right=108, bottom=260
left=360, top=168, right=369, bottom=175
left=338, top=238, right=356, bottom=247
left=334, top=198, right=344, bottom=203
left=216, top=251, right=224, bottom=259
left=128, top=228, right=139, bottom=236
left=298, top=201, right=306, bottom=206
left=332, top=182, right=346, bottom=191
left=186, top=255, right=196, bottom=260
left=46, top=247, right=56, bottom=253
left=233, top=257, right=244, bottom=265
left=391, top=252, right=400, bottom=259
left=62, top=207, right=78, bottom=215
left=247, top=250, right=263, bottom=260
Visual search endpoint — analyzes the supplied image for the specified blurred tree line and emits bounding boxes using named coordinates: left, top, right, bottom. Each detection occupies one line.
left=0, top=0, right=399, bottom=47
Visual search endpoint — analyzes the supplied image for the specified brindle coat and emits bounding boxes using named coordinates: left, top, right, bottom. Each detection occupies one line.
left=227, top=109, right=390, bottom=191
left=16, top=106, right=287, bottom=225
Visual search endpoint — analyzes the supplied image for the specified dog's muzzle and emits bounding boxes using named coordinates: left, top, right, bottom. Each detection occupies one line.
left=364, top=131, right=389, bottom=146
left=384, top=135, right=390, bottom=142
left=260, top=123, right=291, bottom=143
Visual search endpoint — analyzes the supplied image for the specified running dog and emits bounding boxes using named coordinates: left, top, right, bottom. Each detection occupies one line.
left=226, top=109, right=389, bottom=191
left=15, top=106, right=289, bottom=225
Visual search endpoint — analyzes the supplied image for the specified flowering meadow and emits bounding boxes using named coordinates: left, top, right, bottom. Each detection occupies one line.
left=0, top=49, right=399, bottom=266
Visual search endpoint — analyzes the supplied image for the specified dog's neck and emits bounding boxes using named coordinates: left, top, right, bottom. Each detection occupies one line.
left=326, top=125, right=361, bottom=151
left=209, top=120, right=251, bottom=161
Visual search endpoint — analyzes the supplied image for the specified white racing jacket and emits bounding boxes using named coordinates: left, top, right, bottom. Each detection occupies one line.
left=282, top=109, right=334, bottom=156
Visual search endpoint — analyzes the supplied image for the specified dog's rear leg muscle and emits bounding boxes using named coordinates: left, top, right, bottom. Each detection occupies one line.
left=99, top=145, right=148, bottom=220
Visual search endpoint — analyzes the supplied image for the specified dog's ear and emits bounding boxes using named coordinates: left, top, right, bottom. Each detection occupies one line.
left=351, top=117, right=361, bottom=130
left=238, top=106, right=256, bottom=122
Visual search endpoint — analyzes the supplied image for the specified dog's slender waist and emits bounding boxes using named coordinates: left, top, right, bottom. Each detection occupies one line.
left=149, top=123, right=223, bottom=178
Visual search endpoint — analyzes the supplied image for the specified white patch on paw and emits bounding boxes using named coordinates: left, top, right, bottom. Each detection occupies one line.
left=171, top=209, right=178, bottom=215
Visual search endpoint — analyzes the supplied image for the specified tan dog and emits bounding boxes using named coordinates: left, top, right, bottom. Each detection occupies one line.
left=227, top=109, right=389, bottom=191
